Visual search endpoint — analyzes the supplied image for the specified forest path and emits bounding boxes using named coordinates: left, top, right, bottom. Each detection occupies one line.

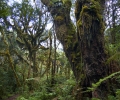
left=5, top=94, right=19, bottom=100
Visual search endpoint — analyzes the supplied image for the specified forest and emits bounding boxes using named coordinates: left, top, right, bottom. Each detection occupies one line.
left=0, top=0, right=120, bottom=100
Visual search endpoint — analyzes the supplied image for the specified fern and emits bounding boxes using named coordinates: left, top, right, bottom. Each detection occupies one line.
left=87, top=71, right=120, bottom=92
left=106, top=52, right=120, bottom=64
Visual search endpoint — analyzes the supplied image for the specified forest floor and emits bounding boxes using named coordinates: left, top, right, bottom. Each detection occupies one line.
left=5, top=94, right=19, bottom=100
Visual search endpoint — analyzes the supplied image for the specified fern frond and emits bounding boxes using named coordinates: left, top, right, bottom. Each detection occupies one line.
left=87, top=71, right=120, bottom=92
left=106, top=52, right=120, bottom=64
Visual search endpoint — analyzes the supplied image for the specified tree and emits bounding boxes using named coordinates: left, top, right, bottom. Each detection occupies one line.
left=0, top=1, right=21, bottom=98
left=105, top=0, right=120, bottom=44
left=0, top=0, right=10, bottom=18
left=4, top=0, right=49, bottom=77
left=41, top=0, right=119, bottom=99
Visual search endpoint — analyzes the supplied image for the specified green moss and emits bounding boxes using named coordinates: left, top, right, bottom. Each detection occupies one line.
left=77, top=19, right=82, bottom=28
left=77, top=13, right=92, bottom=36
left=79, top=0, right=101, bottom=19
left=71, top=53, right=75, bottom=62
left=67, top=22, right=76, bottom=35
left=65, top=23, right=76, bottom=50
left=62, top=0, right=72, bottom=8
left=80, top=5, right=89, bottom=16
left=49, top=1, right=53, bottom=7
left=67, top=35, right=73, bottom=39
left=75, top=0, right=105, bottom=40
left=91, top=0, right=101, bottom=11
left=54, top=16, right=64, bottom=21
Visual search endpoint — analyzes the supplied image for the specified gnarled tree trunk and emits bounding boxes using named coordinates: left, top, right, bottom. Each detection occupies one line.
left=75, top=0, right=108, bottom=99
left=41, top=0, right=117, bottom=99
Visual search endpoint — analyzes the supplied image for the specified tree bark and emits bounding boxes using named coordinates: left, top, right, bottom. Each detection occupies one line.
left=41, top=0, right=117, bottom=99
left=75, top=0, right=109, bottom=99
left=51, top=31, right=57, bottom=85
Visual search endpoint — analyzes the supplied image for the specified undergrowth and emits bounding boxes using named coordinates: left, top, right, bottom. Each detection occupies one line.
left=17, top=75, right=76, bottom=100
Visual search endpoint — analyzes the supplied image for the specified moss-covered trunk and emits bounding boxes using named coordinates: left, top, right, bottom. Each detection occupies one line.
left=41, top=0, right=83, bottom=86
left=75, top=0, right=108, bottom=99
left=41, top=0, right=115, bottom=99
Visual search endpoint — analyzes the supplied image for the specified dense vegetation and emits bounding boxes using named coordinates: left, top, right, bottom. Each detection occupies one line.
left=0, top=0, right=120, bottom=100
